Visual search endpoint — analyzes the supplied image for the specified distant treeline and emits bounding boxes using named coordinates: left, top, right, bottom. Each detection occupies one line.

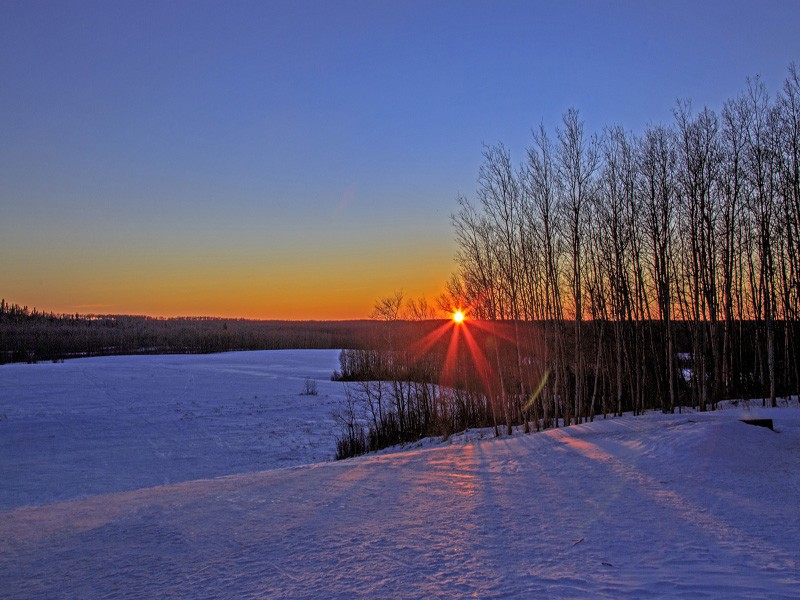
left=0, top=299, right=387, bottom=364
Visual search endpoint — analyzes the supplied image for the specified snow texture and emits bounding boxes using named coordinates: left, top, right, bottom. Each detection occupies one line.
left=0, top=350, right=344, bottom=509
left=2, top=351, right=799, bottom=598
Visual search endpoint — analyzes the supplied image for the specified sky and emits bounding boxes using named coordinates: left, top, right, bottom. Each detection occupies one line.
left=1, top=1, right=798, bottom=320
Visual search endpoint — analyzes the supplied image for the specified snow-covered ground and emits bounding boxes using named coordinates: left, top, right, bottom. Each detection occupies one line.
left=0, top=350, right=344, bottom=509
left=2, top=351, right=799, bottom=598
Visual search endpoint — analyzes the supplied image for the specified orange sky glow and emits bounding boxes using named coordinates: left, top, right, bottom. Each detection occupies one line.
left=3, top=235, right=455, bottom=320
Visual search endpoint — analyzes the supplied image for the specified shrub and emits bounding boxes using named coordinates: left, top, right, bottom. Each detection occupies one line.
left=335, top=425, right=368, bottom=459
left=303, top=378, right=318, bottom=396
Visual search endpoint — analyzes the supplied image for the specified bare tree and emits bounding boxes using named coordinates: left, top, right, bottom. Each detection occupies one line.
left=521, top=124, right=567, bottom=427
left=675, top=101, right=720, bottom=411
left=557, top=108, right=599, bottom=423
left=744, top=76, right=778, bottom=407
left=406, top=295, right=437, bottom=320
left=477, top=143, right=526, bottom=434
left=370, top=290, right=405, bottom=321
left=598, top=126, right=637, bottom=416
left=775, top=64, right=800, bottom=391
left=639, top=124, right=678, bottom=412
left=719, top=93, right=750, bottom=398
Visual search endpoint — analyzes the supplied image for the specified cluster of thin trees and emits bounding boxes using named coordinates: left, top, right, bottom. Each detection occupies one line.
left=333, top=323, right=544, bottom=458
left=441, top=66, right=800, bottom=429
left=333, top=66, right=800, bottom=457
left=333, top=320, right=454, bottom=457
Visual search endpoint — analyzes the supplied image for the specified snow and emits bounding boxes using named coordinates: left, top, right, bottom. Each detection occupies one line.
left=2, top=351, right=800, bottom=598
left=0, top=350, right=344, bottom=509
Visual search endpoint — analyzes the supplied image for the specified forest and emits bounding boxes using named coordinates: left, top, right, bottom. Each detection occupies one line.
left=0, top=300, right=376, bottom=364
left=335, top=65, right=800, bottom=457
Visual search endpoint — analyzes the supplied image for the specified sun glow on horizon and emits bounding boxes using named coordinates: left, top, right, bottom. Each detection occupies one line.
left=453, top=310, right=465, bottom=324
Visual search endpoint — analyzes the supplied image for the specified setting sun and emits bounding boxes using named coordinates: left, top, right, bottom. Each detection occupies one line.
left=453, top=310, right=465, bottom=324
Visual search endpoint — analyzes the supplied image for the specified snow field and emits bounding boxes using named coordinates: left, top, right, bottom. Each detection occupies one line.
left=1, top=351, right=799, bottom=598
left=0, top=350, right=344, bottom=509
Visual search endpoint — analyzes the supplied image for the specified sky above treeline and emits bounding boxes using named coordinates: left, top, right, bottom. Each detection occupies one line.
left=2, top=1, right=798, bottom=320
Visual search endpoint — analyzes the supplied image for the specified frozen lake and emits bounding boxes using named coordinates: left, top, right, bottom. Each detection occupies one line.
left=0, top=350, right=344, bottom=509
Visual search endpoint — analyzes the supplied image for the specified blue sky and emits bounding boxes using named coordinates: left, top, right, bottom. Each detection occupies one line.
left=1, top=0, right=798, bottom=318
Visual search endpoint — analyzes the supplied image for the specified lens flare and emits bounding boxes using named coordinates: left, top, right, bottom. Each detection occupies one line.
left=453, top=310, right=465, bottom=324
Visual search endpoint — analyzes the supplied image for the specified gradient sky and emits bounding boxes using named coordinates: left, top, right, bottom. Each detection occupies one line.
left=2, top=1, right=798, bottom=319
